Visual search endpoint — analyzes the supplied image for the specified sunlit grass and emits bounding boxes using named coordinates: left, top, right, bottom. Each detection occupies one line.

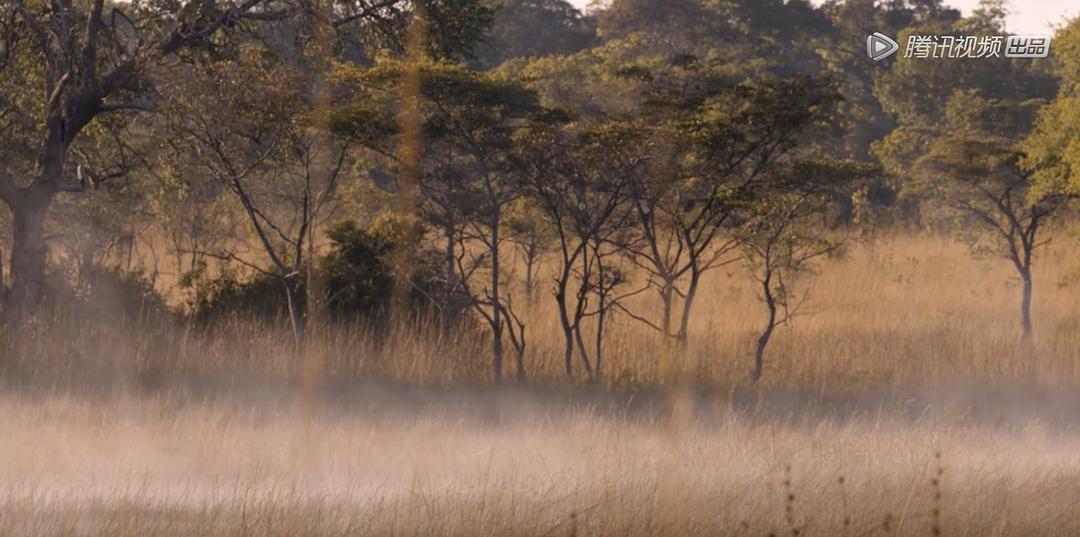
left=4, top=233, right=1080, bottom=535
left=6, top=233, right=1080, bottom=391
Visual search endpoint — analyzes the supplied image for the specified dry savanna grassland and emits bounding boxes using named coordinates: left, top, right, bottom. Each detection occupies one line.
left=4, top=233, right=1080, bottom=536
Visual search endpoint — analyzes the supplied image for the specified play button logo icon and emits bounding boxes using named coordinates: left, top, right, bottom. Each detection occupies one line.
left=867, top=32, right=899, bottom=61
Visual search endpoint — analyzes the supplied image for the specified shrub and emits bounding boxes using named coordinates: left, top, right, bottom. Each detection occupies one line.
left=190, top=269, right=288, bottom=324
left=190, top=217, right=448, bottom=324
left=40, top=265, right=171, bottom=324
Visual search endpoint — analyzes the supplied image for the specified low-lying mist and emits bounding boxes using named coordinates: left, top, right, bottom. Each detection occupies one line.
left=4, top=389, right=1080, bottom=537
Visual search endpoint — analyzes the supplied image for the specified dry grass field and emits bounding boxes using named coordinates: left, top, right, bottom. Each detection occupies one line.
left=5, top=393, right=1080, bottom=537
left=8, top=233, right=1080, bottom=390
left=4, top=233, right=1080, bottom=536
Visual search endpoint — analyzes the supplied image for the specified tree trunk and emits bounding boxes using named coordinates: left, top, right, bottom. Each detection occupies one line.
left=492, top=321, right=504, bottom=381
left=573, top=321, right=592, bottom=381
left=445, top=225, right=456, bottom=289
left=284, top=275, right=306, bottom=354
left=505, top=311, right=527, bottom=382
left=572, top=258, right=594, bottom=380
left=1019, top=267, right=1033, bottom=340
left=555, top=262, right=575, bottom=378
left=659, top=281, right=673, bottom=337
left=520, top=239, right=538, bottom=307
left=490, top=219, right=503, bottom=381
left=4, top=191, right=52, bottom=325
left=593, top=246, right=607, bottom=380
left=442, top=225, right=457, bottom=336
left=595, top=298, right=606, bottom=380
left=752, top=320, right=775, bottom=384
left=751, top=272, right=777, bottom=384
left=514, top=341, right=526, bottom=382
left=676, top=266, right=702, bottom=346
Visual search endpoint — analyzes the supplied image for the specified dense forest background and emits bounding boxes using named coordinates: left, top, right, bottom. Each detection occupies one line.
left=1, top=0, right=1080, bottom=387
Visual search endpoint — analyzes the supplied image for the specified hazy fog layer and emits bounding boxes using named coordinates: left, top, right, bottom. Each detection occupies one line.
left=4, top=394, right=1080, bottom=537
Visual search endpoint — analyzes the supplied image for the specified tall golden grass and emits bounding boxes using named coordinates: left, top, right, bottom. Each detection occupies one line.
left=5, top=233, right=1079, bottom=392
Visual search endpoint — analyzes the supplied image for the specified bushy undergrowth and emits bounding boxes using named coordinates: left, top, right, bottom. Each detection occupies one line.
left=188, top=219, right=451, bottom=325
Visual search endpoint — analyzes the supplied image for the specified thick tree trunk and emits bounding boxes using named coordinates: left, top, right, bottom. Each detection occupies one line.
left=4, top=191, right=52, bottom=325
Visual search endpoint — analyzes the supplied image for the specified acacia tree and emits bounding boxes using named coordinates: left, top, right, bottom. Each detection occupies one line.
left=621, top=71, right=843, bottom=344
left=425, top=65, right=559, bottom=381
left=165, top=52, right=348, bottom=350
left=916, top=91, right=1069, bottom=340
left=334, top=59, right=559, bottom=380
left=518, top=121, right=645, bottom=380
left=739, top=159, right=868, bottom=383
left=740, top=194, right=836, bottom=384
